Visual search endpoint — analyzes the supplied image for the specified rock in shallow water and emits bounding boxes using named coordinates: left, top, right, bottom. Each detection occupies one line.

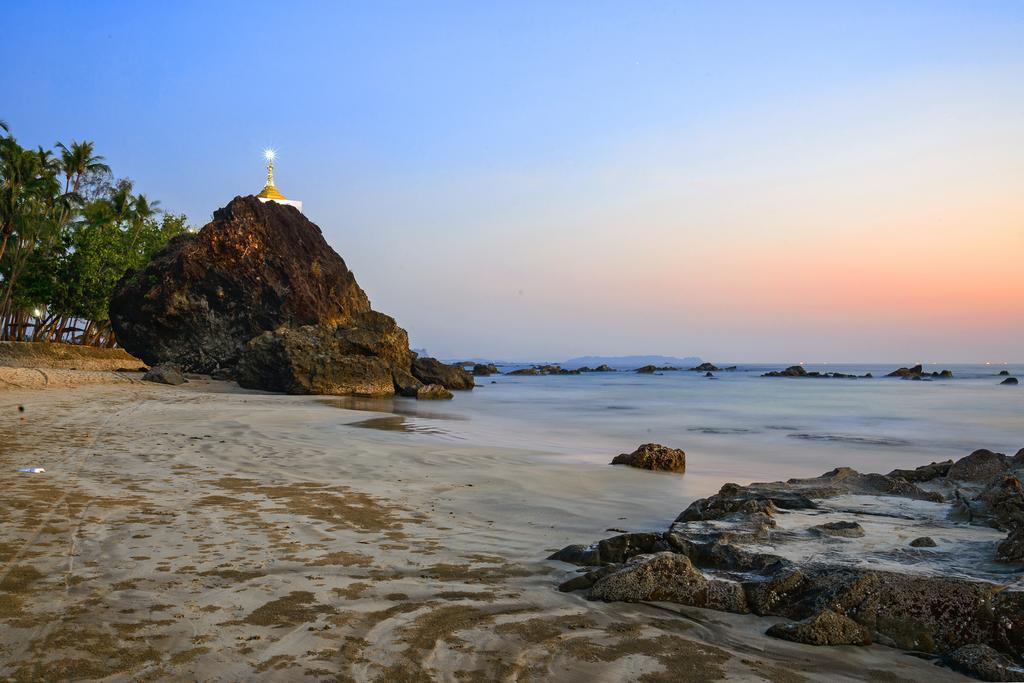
left=810, top=520, right=865, bottom=538
left=416, top=384, right=453, bottom=400
left=611, top=443, right=686, bottom=472
left=909, top=536, right=937, bottom=547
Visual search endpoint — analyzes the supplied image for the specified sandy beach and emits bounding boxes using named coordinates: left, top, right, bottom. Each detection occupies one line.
left=0, top=379, right=971, bottom=681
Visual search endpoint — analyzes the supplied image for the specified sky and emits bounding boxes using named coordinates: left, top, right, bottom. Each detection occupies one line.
left=2, top=1, right=1022, bottom=362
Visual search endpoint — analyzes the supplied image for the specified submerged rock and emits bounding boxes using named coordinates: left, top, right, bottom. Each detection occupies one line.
left=766, top=609, right=871, bottom=646
left=142, top=363, right=187, bottom=386
left=998, top=370, right=1011, bottom=376
left=110, top=196, right=372, bottom=373
left=1001, top=377, right=1019, bottom=385
left=611, top=443, right=686, bottom=473
left=909, top=536, right=937, bottom=548
left=810, top=521, right=865, bottom=538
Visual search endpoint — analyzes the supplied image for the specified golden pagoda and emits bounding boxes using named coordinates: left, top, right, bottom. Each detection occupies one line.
left=256, top=149, right=303, bottom=212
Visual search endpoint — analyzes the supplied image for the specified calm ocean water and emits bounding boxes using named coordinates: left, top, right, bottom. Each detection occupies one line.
left=333, top=363, right=1024, bottom=500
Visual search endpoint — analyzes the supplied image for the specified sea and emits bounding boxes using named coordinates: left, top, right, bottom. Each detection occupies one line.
left=330, top=363, right=1024, bottom=501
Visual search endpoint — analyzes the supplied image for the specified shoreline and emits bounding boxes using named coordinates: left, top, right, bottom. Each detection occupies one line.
left=0, top=380, right=973, bottom=681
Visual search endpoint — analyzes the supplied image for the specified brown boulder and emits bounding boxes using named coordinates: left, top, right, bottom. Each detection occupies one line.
left=611, top=443, right=686, bottom=473
left=417, top=384, right=453, bottom=400
left=946, top=449, right=1009, bottom=483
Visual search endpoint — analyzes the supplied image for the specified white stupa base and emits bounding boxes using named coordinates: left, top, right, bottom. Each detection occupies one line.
left=258, top=197, right=303, bottom=213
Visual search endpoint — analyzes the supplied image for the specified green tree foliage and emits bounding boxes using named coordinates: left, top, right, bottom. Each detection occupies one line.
left=0, top=124, right=189, bottom=344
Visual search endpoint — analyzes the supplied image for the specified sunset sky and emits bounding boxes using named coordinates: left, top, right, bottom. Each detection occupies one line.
left=3, top=1, right=1022, bottom=362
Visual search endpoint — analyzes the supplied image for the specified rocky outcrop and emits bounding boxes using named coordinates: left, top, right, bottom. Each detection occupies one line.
left=635, top=365, right=678, bottom=373
left=578, top=364, right=615, bottom=373
left=551, top=447, right=1024, bottom=672
left=110, top=196, right=372, bottom=373
left=411, top=357, right=474, bottom=390
left=142, top=363, right=187, bottom=386
left=688, top=362, right=737, bottom=372
left=886, top=364, right=954, bottom=380
left=998, top=370, right=1011, bottom=376
left=689, top=362, right=720, bottom=372
left=910, top=536, right=937, bottom=547
left=764, top=365, right=806, bottom=377
left=611, top=443, right=686, bottom=473
left=762, top=365, right=866, bottom=379
left=507, top=364, right=580, bottom=376
left=887, top=364, right=924, bottom=378
left=472, top=363, right=500, bottom=376
left=1001, top=377, right=1019, bottom=385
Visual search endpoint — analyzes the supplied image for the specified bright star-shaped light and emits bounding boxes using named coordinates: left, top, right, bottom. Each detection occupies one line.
left=264, top=149, right=276, bottom=161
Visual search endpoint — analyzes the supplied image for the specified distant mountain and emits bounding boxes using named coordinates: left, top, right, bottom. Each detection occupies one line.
left=561, top=355, right=702, bottom=370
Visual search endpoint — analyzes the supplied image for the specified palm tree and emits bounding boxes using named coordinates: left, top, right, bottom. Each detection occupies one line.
left=56, top=140, right=110, bottom=195
left=126, top=192, right=161, bottom=252
left=0, top=139, right=48, bottom=264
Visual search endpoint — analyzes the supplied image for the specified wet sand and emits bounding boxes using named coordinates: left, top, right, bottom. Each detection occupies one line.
left=0, top=381, right=969, bottom=681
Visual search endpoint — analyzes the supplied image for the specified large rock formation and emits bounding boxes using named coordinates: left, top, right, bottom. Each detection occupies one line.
left=109, top=196, right=473, bottom=398
left=110, top=196, right=372, bottom=373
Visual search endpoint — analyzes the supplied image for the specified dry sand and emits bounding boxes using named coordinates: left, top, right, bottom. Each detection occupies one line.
left=0, top=380, right=969, bottom=681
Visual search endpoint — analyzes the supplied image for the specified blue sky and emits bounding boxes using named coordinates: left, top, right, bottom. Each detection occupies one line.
left=3, top=1, right=1023, bottom=361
